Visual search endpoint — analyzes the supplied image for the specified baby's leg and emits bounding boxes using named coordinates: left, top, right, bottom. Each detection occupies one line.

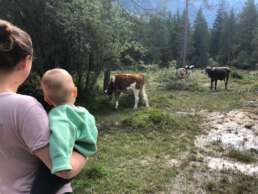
left=30, top=163, right=71, bottom=194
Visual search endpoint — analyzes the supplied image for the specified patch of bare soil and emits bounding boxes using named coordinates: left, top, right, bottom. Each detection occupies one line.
left=196, top=110, right=258, bottom=176
left=168, top=110, right=258, bottom=194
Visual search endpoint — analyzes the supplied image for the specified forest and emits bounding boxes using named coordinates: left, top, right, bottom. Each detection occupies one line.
left=1, top=0, right=258, bottom=99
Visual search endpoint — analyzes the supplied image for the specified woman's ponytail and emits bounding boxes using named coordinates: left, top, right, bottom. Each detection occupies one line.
left=0, top=19, right=33, bottom=71
left=0, top=21, right=14, bottom=52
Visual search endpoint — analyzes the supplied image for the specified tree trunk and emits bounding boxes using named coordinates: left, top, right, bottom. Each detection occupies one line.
left=103, top=70, right=110, bottom=92
left=182, top=0, right=189, bottom=67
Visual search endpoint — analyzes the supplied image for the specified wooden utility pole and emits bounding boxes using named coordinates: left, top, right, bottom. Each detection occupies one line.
left=182, top=0, right=189, bottom=67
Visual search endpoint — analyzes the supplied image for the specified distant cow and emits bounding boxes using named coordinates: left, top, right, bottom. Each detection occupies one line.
left=176, top=68, right=189, bottom=79
left=176, top=65, right=195, bottom=79
left=185, top=65, right=195, bottom=76
left=186, top=65, right=195, bottom=72
left=104, top=73, right=150, bottom=109
left=205, top=66, right=230, bottom=90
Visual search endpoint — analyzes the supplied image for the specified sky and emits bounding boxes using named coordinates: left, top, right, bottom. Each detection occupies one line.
left=120, top=0, right=258, bottom=26
left=166, top=0, right=251, bottom=26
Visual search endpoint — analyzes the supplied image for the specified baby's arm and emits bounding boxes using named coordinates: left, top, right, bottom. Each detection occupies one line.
left=74, top=109, right=98, bottom=157
left=48, top=108, right=78, bottom=174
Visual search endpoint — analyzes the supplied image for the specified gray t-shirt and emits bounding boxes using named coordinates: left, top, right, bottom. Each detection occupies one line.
left=0, top=92, right=72, bottom=194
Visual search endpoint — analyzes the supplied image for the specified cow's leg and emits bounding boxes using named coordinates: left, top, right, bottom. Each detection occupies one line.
left=215, top=80, right=217, bottom=90
left=186, top=70, right=190, bottom=79
left=133, top=89, right=140, bottom=110
left=225, top=76, right=229, bottom=90
left=210, top=80, right=213, bottom=90
left=114, top=92, right=121, bottom=109
left=141, top=86, right=150, bottom=108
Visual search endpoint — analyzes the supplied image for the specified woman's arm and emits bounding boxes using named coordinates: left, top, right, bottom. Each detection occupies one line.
left=57, top=151, right=87, bottom=179
left=34, top=145, right=87, bottom=179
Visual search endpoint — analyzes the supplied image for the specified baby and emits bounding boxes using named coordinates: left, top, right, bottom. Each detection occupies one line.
left=30, top=68, right=98, bottom=194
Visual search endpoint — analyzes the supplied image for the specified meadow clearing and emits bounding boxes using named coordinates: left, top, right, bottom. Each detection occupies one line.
left=73, top=67, right=258, bottom=194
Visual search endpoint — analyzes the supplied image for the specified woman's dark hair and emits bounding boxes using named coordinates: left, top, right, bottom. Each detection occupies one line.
left=0, top=19, right=33, bottom=71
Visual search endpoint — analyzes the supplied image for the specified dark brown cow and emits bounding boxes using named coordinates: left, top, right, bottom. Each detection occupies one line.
left=104, top=73, right=149, bottom=109
left=205, top=66, right=230, bottom=90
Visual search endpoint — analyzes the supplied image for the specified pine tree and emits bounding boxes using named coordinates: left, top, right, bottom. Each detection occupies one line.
left=210, top=1, right=226, bottom=60
left=251, top=26, right=258, bottom=67
left=174, top=11, right=185, bottom=66
left=174, top=10, right=191, bottom=67
left=192, top=8, right=209, bottom=68
left=236, top=0, right=258, bottom=68
left=218, top=9, right=236, bottom=65
left=143, top=11, right=170, bottom=65
left=167, top=11, right=185, bottom=66
left=167, top=12, right=178, bottom=61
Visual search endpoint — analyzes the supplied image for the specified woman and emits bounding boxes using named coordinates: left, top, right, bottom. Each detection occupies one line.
left=0, top=19, right=86, bottom=194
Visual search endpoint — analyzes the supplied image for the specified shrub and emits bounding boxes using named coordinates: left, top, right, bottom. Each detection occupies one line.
left=162, top=75, right=199, bottom=91
left=208, top=58, right=219, bottom=67
left=168, top=60, right=177, bottom=69
left=205, top=181, right=216, bottom=191
left=84, top=95, right=112, bottom=114
left=165, top=78, right=199, bottom=91
left=234, top=63, right=254, bottom=70
left=158, top=69, right=200, bottom=91
left=231, top=70, right=243, bottom=79
left=122, top=108, right=177, bottom=130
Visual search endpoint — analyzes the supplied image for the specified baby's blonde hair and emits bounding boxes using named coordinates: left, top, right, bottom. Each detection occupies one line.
left=41, top=68, right=75, bottom=105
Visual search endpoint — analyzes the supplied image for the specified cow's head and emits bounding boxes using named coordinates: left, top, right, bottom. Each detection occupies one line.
left=205, top=66, right=212, bottom=74
left=204, top=66, right=214, bottom=78
left=104, top=76, right=116, bottom=97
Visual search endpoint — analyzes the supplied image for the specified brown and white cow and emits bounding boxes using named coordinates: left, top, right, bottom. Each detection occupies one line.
left=104, top=73, right=150, bottom=109
left=176, top=65, right=195, bottom=79
left=176, top=68, right=190, bottom=79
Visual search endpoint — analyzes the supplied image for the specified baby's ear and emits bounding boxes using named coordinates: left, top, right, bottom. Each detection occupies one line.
left=72, top=86, right=77, bottom=98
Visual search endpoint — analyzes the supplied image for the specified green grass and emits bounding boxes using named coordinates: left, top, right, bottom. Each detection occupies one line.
left=203, top=171, right=258, bottom=194
left=121, top=108, right=178, bottom=130
left=73, top=68, right=258, bottom=194
left=149, top=69, right=258, bottom=112
left=73, top=109, right=201, bottom=193
left=226, top=149, right=257, bottom=163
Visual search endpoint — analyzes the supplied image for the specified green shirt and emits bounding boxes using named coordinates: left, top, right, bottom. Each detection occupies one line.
left=49, top=104, right=98, bottom=173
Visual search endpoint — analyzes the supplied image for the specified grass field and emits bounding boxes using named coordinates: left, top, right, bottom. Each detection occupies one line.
left=73, top=68, right=258, bottom=194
